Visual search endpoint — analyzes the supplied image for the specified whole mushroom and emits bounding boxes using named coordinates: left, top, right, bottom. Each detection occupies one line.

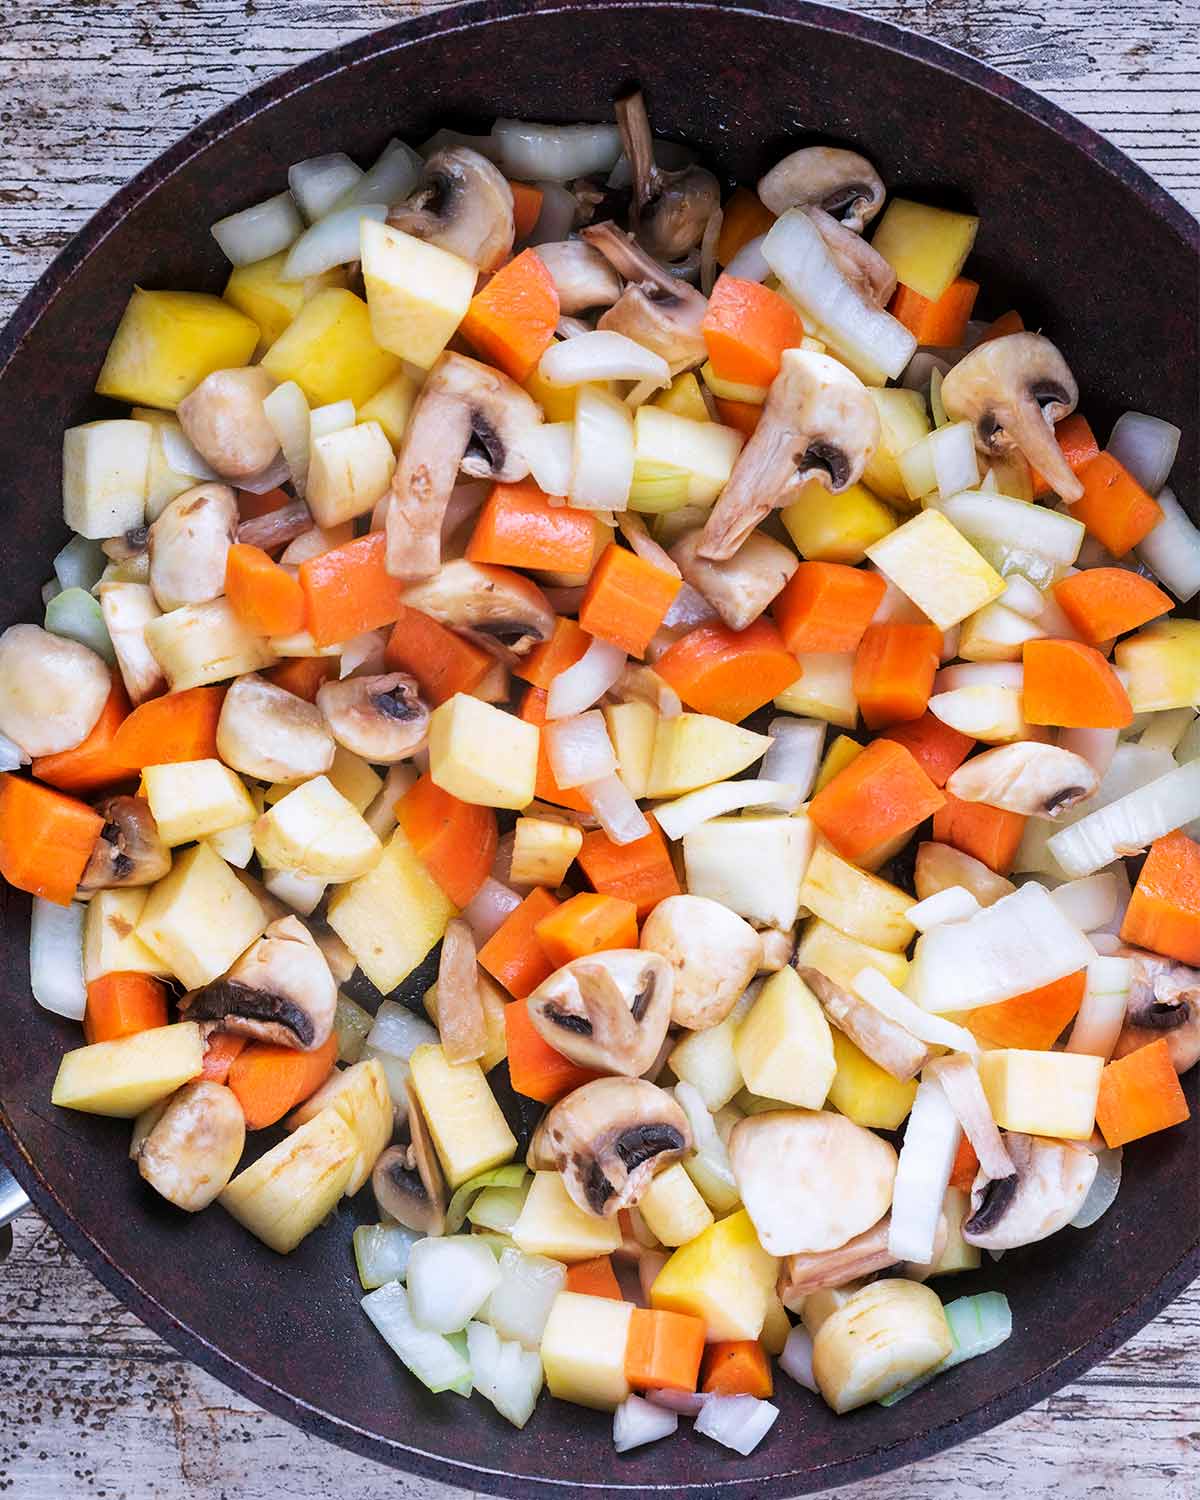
left=388, top=146, right=514, bottom=273
left=614, top=90, right=720, bottom=263
left=758, top=146, right=886, bottom=233
left=0, top=623, right=111, bottom=757
left=148, top=482, right=239, bottom=611
left=316, top=673, right=430, bottom=762
left=640, top=894, right=763, bottom=1029
left=583, top=221, right=709, bottom=372
left=177, top=366, right=280, bottom=483
left=135, top=1080, right=246, bottom=1212
left=962, top=1132, right=1097, bottom=1250
left=525, top=950, right=673, bottom=1076
left=216, top=672, right=336, bottom=784
left=78, top=796, right=171, bottom=891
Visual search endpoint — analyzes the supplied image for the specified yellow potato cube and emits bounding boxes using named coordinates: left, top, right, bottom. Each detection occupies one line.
left=603, top=700, right=657, bottom=800
left=650, top=1208, right=778, bottom=1342
left=408, top=1043, right=517, bottom=1189
left=646, top=714, right=772, bottom=798
left=132, top=410, right=206, bottom=519
left=637, top=1162, right=714, bottom=1247
left=285, top=1057, right=392, bottom=1197
left=510, top=816, right=583, bottom=887
left=219, top=1107, right=358, bottom=1254
left=799, top=843, right=916, bottom=952
left=428, top=693, right=538, bottom=810
left=360, top=220, right=476, bottom=368
left=814, top=733, right=864, bottom=792
left=261, top=287, right=401, bottom=408
left=862, top=389, right=932, bottom=508
left=652, top=372, right=710, bottom=422
left=223, top=251, right=346, bottom=350
left=978, top=1049, right=1102, bottom=1140
left=869, top=199, right=980, bottom=301
left=83, top=888, right=171, bottom=982
left=794, top=918, right=910, bottom=991
left=774, top=651, right=858, bottom=729
left=306, top=421, right=397, bottom=528
left=906, top=1186, right=980, bottom=1278
left=144, top=598, right=278, bottom=691
left=511, top=1171, right=623, bottom=1261
left=867, top=510, right=1005, bottom=631
left=735, top=965, right=835, bottom=1108
left=683, top=814, right=813, bottom=930
left=51, top=1022, right=204, bottom=1118
left=761, top=1294, right=792, bottom=1356
left=143, top=759, right=257, bottom=847
left=358, top=366, right=421, bottom=449
left=540, top=1291, right=634, bottom=1410
left=135, top=843, right=268, bottom=989
left=782, top=479, right=897, bottom=563
left=827, top=1028, right=918, bottom=1130
left=253, top=775, right=382, bottom=882
left=1115, top=621, right=1200, bottom=712
left=96, top=288, right=260, bottom=411
left=327, top=745, right=383, bottom=814
left=62, top=420, right=152, bottom=537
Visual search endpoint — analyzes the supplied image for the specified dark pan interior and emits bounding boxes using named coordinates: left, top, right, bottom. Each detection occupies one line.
left=0, top=2, right=1196, bottom=1495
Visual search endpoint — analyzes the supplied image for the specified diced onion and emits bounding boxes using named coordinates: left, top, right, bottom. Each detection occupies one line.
left=1000, top=575, right=1046, bottom=619
left=1135, top=486, right=1200, bottom=602
left=339, top=630, right=388, bottom=679
left=485, top=1245, right=566, bottom=1349
left=334, top=138, right=422, bottom=212
left=724, top=233, right=771, bottom=283
left=0, top=730, right=26, bottom=771
left=1071, top=1146, right=1123, bottom=1228
left=1047, top=759, right=1200, bottom=877
left=934, top=661, right=1023, bottom=693
left=906, top=886, right=980, bottom=932
left=545, top=711, right=617, bottom=788
left=887, top=1074, right=962, bottom=1263
left=467, top=1319, right=544, bottom=1429
left=523, top=421, right=573, bottom=497
left=547, top=638, right=626, bottom=719
left=901, top=351, right=951, bottom=394
left=1049, top=872, right=1119, bottom=932
left=159, top=424, right=219, bottom=482
left=646, top=1386, right=711, bottom=1416
left=762, top=717, right=826, bottom=801
left=353, top=1222, right=420, bottom=1290
left=211, top=190, right=302, bottom=266
left=407, top=1235, right=502, bottom=1334
left=673, top=1080, right=738, bottom=1205
left=540, top=331, right=670, bottom=389
left=361, top=1282, right=473, bottom=1395
left=491, top=120, right=623, bottom=182
left=462, top=878, right=522, bottom=944
left=926, top=1054, right=1013, bottom=1180
left=262, top=380, right=312, bottom=498
left=932, top=490, right=1085, bottom=581
left=613, top=1394, right=679, bottom=1453
left=1107, top=411, right=1181, bottom=497
left=419, top=127, right=502, bottom=161
left=281, top=203, right=387, bottom=281
left=931, top=420, right=980, bottom=498
left=30, top=898, right=87, bottom=1021
left=366, top=1000, right=438, bottom=1063
left=45, top=587, right=115, bottom=664
left=695, top=1394, right=780, bottom=1456
left=570, top=387, right=634, bottom=511
left=653, top=780, right=803, bottom=840
left=524, top=181, right=578, bottom=246
left=53, top=534, right=107, bottom=593
left=583, top=773, right=650, bottom=845
left=40, top=579, right=59, bottom=607
left=289, top=152, right=364, bottom=222
left=1066, top=956, right=1131, bottom=1059
left=779, top=1325, right=819, bottom=1393
left=310, top=399, right=356, bottom=439
left=854, top=967, right=979, bottom=1054
left=1059, top=726, right=1119, bottom=780
left=262, top=867, right=327, bottom=916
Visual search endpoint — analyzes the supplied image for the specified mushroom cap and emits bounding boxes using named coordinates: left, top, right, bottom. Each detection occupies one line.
left=78, top=795, right=171, bottom=891
left=525, top=949, right=673, bottom=1076
left=136, top=1079, right=246, bottom=1212
left=1112, top=953, right=1200, bottom=1073
left=640, top=894, right=763, bottom=1029
left=147, top=482, right=239, bottom=612
left=388, top=146, right=514, bottom=273
left=533, top=241, right=623, bottom=315
left=758, top=146, right=886, bottom=232
left=729, top=1109, right=898, bottom=1255
left=177, top=366, right=279, bottom=483
left=400, top=558, right=555, bottom=660
left=315, top=672, right=430, bottom=764
left=0, top=622, right=111, bottom=758
left=372, top=1080, right=448, bottom=1235
left=946, top=742, right=1099, bottom=818
left=537, top=1077, right=692, bottom=1217
left=216, top=672, right=336, bottom=784
left=585, top=221, right=710, bottom=372
left=963, top=1132, right=1097, bottom=1250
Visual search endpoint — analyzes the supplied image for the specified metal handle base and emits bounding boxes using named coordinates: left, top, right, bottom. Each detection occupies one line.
left=0, top=1164, right=30, bottom=1263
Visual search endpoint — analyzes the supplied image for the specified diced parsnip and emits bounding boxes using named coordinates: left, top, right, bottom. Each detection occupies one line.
left=1114, top=621, right=1200, bottom=713
left=927, top=684, right=1031, bottom=744
left=254, top=775, right=382, bottom=882
left=773, top=651, right=858, bottom=728
left=906, top=1187, right=980, bottom=1278
left=95, top=289, right=260, bottom=410
left=143, top=759, right=257, bottom=847
left=650, top=1208, right=778, bottom=1342
left=637, top=1162, right=714, bottom=1247
left=360, top=220, right=477, bottom=368
left=261, top=287, right=402, bottom=408
left=646, top=714, right=773, bottom=798
left=327, top=826, right=455, bottom=993
left=957, top=601, right=1045, bottom=662
left=861, top=389, right=931, bottom=508
left=603, top=701, right=657, bottom=801
left=223, top=251, right=346, bottom=349
left=144, top=598, right=278, bottom=691
left=408, top=1043, right=516, bottom=1189
left=540, top=1292, right=634, bottom=1410
left=734, top=966, right=835, bottom=1108
left=511, top=1170, right=622, bottom=1261
left=62, top=420, right=152, bottom=538
left=812, top=1278, right=952, bottom=1413
left=358, top=367, right=421, bottom=450
left=219, top=1106, right=358, bottom=1254
left=683, top=814, right=814, bottom=930
left=977, top=1049, right=1102, bottom=1140
left=628, top=407, right=744, bottom=511
left=327, top=746, right=383, bottom=814
left=83, top=888, right=171, bottom=982
left=429, top=694, right=539, bottom=810
left=827, top=1028, right=919, bottom=1130
left=799, top=843, right=916, bottom=952
left=306, top=421, right=397, bottom=528
left=425, top=969, right=510, bottom=1074
left=794, top=918, right=910, bottom=991
left=869, top=200, right=979, bottom=301
left=285, top=1057, right=392, bottom=1196
left=210, top=821, right=267, bottom=874
left=781, top=479, right=897, bottom=563
left=866, top=511, right=1005, bottom=632
left=510, top=816, right=583, bottom=887
left=99, top=582, right=165, bottom=704
left=51, top=1022, right=204, bottom=1118
left=136, top=843, right=268, bottom=989
left=668, top=990, right=754, bottom=1111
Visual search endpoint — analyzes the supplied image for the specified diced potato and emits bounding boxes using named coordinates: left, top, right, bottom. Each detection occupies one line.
left=83, top=888, right=171, bottom=982
left=62, top=420, right=152, bottom=538
left=132, top=410, right=206, bottom=519
left=510, top=816, right=583, bottom=887
left=223, top=251, right=346, bottom=350
left=628, top=407, right=744, bottom=513
left=870, top=200, right=979, bottom=301
left=683, top=814, right=813, bottom=930
left=1114, top=621, right=1200, bottom=712
left=408, top=1043, right=517, bottom=1189
left=928, top=684, right=1031, bottom=744
left=867, top=511, right=1005, bottom=631
left=650, top=1208, right=778, bottom=1342
left=360, top=220, right=477, bottom=369
left=603, top=701, right=657, bottom=800
left=799, top=843, right=916, bottom=952
left=261, top=287, right=402, bottom=408
left=327, top=745, right=383, bottom=814
left=254, top=775, right=382, bottom=882
left=782, top=479, right=897, bottom=563
left=219, top=1106, right=358, bottom=1253
left=136, top=843, right=268, bottom=989
left=978, top=1049, right=1102, bottom=1140
left=827, top=1028, right=918, bottom=1130
left=773, top=652, right=858, bottom=729
left=358, top=366, right=421, bottom=449
left=635, top=1163, right=714, bottom=1248
left=668, top=992, right=752, bottom=1111
left=794, top=918, right=910, bottom=991
left=862, top=389, right=931, bottom=508
left=144, top=598, right=278, bottom=691
left=306, top=420, right=397, bottom=528
left=646, top=714, right=773, bottom=798
left=96, top=288, right=260, bottom=411
left=285, top=1057, right=392, bottom=1196
left=206, top=821, right=254, bottom=869
left=812, top=1278, right=952, bottom=1412
left=760, top=1294, right=792, bottom=1357
left=734, top=966, right=835, bottom=1108
left=425, top=969, right=509, bottom=1073
left=540, top=1291, right=634, bottom=1410
left=143, top=759, right=257, bottom=847
left=958, top=602, right=1045, bottom=662
left=511, top=1171, right=623, bottom=1261
left=429, top=694, right=538, bottom=810
left=51, top=1022, right=204, bottom=1118
left=653, top=372, right=710, bottom=423
left=815, top=733, right=864, bottom=792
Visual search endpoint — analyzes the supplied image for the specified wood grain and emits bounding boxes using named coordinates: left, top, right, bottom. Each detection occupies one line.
left=0, top=1, right=1197, bottom=1496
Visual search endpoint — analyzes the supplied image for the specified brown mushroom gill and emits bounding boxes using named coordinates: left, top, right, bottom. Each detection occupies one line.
left=372, top=1079, right=448, bottom=1234
left=78, top=795, right=170, bottom=891
left=526, top=950, right=673, bottom=1075
left=184, top=978, right=318, bottom=1048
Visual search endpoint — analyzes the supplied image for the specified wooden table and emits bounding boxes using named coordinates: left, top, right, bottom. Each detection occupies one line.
left=0, top=2, right=1197, bottom=1495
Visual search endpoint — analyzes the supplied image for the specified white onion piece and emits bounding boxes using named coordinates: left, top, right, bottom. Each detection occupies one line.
left=653, top=780, right=802, bottom=840
left=1059, top=726, right=1119, bottom=780
left=281, top=203, right=387, bottom=281
left=462, top=877, right=522, bottom=945
left=41, top=579, right=60, bottom=607
left=1135, top=486, right=1200, bottom=602
left=613, top=1395, right=678, bottom=1453
left=1088, top=931, right=1123, bottom=957
left=363, top=762, right=417, bottom=839
left=906, top=886, right=980, bottom=933
left=607, top=137, right=695, bottom=188
left=309, top=399, right=356, bottom=439
left=853, top=967, right=979, bottom=1054
left=1049, top=872, right=1119, bottom=932
left=407, top=1236, right=501, bottom=1334
left=335, top=138, right=422, bottom=211
left=262, top=379, right=312, bottom=498
left=159, top=424, right=219, bottom=482
left=901, top=351, right=951, bottom=393
left=646, top=1386, right=711, bottom=1416
left=700, top=206, right=723, bottom=297
left=934, top=661, right=1023, bottom=693
left=999, top=575, right=1046, bottom=620
left=54, top=535, right=106, bottom=593
left=547, top=637, right=626, bottom=719
left=0, top=730, right=26, bottom=770
left=491, top=120, right=623, bottom=182
left=931, top=421, right=980, bottom=499
left=30, top=898, right=87, bottom=1021
left=419, top=127, right=502, bottom=161
left=1047, top=759, right=1200, bottom=877
left=569, top=388, right=634, bottom=511
left=524, top=181, right=578, bottom=246
left=288, top=152, right=363, bottom=222
left=361, top=1282, right=472, bottom=1396
left=1139, top=708, right=1196, bottom=754
left=780, top=1326, right=819, bottom=1393
left=235, top=451, right=293, bottom=495
left=1071, top=1146, right=1123, bottom=1228
left=466, top=1319, right=544, bottom=1429
left=762, top=717, right=826, bottom=801
left=926, top=1054, right=1013, bottom=1180
left=583, top=773, right=650, bottom=845
left=1107, top=411, right=1181, bottom=497
left=523, top=422, right=573, bottom=497
left=933, top=489, right=1085, bottom=572
left=1066, top=957, right=1132, bottom=1059
left=695, top=1394, right=780, bottom=1455
left=211, top=190, right=302, bottom=267
left=540, top=331, right=669, bottom=389
left=545, top=710, right=617, bottom=787
left=339, top=630, right=388, bottom=680
left=887, top=1074, right=962, bottom=1264
left=662, top=581, right=719, bottom=629
left=365, top=1000, right=438, bottom=1070
left=724, top=233, right=771, bottom=283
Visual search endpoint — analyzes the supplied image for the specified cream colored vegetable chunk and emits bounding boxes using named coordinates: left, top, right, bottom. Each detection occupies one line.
left=135, top=843, right=269, bottom=990
left=219, top=1107, right=358, bottom=1253
left=62, top=419, right=151, bottom=537
left=144, top=598, right=278, bottom=691
left=253, top=775, right=382, bottom=882
left=51, top=1022, right=204, bottom=1118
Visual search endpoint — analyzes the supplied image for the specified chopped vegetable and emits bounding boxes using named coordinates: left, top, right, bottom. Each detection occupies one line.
left=1095, top=1038, right=1190, bottom=1148
left=808, top=738, right=945, bottom=865
left=1070, top=452, right=1163, bottom=557
left=1120, top=830, right=1200, bottom=964
left=0, top=774, right=104, bottom=905
left=656, top=619, right=802, bottom=722
left=578, top=544, right=681, bottom=658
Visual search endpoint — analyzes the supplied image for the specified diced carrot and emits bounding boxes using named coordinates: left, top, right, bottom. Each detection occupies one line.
left=565, top=1255, right=623, bottom=1300
left=880, top=711, right=974, bottom=789
left=1120, top=830, right=1200, bottom=965
left=236, top=486, right=291, bottom=522
left=807, top=738, right=945, bottom=866
left=577, top=817, right=681, bottom=920
left=1029, top=413, right=1101, bottom=496
left=460, top=248, right=560, bottom=382
left=715, top=188, right=776, bottom=267
left=83, top=972, right=168, bottom=1045
left=932, top=791, right=1026, bottom=876
left=224, top=542, right=306, bottom=638
left=655, top=618, right=802, bottom=723
left=299, top=531, right=409, bottom=646
left=503, top=996, right=599, bottom=1102
left=1022, top=638, right=1133, bottom=729
left=520, top=686, right=593, bottom=813
left=110, top=685, right=225, bottom=768
left=1051, top=568, right=1171, bottom=645
left=578, top=544, right=682, bottom=658
left=949, top=1136, right=980, bottom=1193
left=888, top=277, right=979, bottom=348
left=264, top=656, right=337, bottom=702
left=478, top=887, right=561, bottom=999
left=958, top=969, right=1086, bottom=1050
left=508, top=181, right=545, bottom=240
left=513, top=616, right=592, bottom=690
left=32, top=674, right=133, bottom=794
left=466, top=479, right=597, bottom=575
left=712, top=396, right=761, bottom=437
left=534, top=892, right=638, bottom=967
left=772, top=561, right=887, bottom=655
left=976, top=310, right=1024, bottom=343
left=625, top=1306, right=706, bottom=1393
left=227, top=1033, right=338, bottom=1131
left=700, top=1340, right=773, bottom=1399
left=852, top=622, right=943, bottom=730
left=1095, top=1037, right=1190, bottom=1148
left=396, top=771, right=497, bottom=908
left=201, top=1031, right=247, bottom=1085
left=0, top=774, right=104, bottom=906
left=702, top=274, right=804, bottom=388
left=1070, top=453, right=1164, bottom=557
left=384, top=604, right=492, bottom=706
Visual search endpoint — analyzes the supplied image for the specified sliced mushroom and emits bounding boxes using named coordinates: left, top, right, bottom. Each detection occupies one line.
left=758, top=146, right=886, bottom=232
left=216, top=673, right=336, bottom=783
left=807, top=208, right=896, bottom=307
left=640, top=894, right=763, bottom=1029
left=729, top=1109, right=898, bottom=1255
left=147, top=482, right=239, bottom=611
left=315, top=673, right=430, bottom=763
left=526, top=949, right=673, bottom=1076
left=434, top=918, right=487, bottom=1065
left=583, top=221, right=709, bottom=371
left=236, top=500, right=314, bottom=554
left=400, top=558, right=555, bottom=660
left=778, top=1212, right=948, bottom=1308
left=941, top=333, right=1083, bottom=502
left=372, top=1080, right=448, bottom=1235
left=537, top=1076, right=691, bottom=1217
left=314, top=927, right=357, bottom=987
left=697, top=350, right=881, bottom=560
left=98, top=582, right=166, bottom=704
left=669, top=528, right=798, bottom=631
left=180, top=915, right=336, bottom=1051
left=533, top=241, right=623, bottom=314
left=963, top=1132, right=1097, bottom=1250
left=78, top=796, right=171, bottom=891
left=615, top=90, right=719, bottom=262
left=135, top=1080, right=245, bottom=1211
left=177, top=366, right=279, bottom=483
left=0, top=623, right=111, bottom=757
left=1112, top=951, right=1200, bottom=1074
left=946, top=742, right=1099, bottom=819
left=384, top=352, right=542, bottom=581
left=102, top=526, right=150, bottom=564
left=798, top=966, right=933, bottom=1083
left=387, top=146, right=514, bottom=273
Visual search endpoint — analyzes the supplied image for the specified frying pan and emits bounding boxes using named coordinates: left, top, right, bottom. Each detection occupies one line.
left=0, top=2, right=1196, bottom=1494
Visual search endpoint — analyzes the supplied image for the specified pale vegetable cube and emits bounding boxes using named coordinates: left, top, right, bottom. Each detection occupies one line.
left=206, top=821, right=255, bottom=869
left=223, top=251, right=346, bottom=350
left=99, top=582, right=164, bottom=704
left=812, top=1278, right=952, bottom=1412
left=907, top=1187, right=980, bottom=1278
left=683, top=815, right=813, bottom=930
left=219, top=1107, right=358, bottom=1254
left=735, top=966, right=835, bottom=1108
left=261, top=287, right=402, bottom=408
left=254, top=775, right=382, bottom=882
left=358, top=367, right=421, bottom=449
left=827, top=1028, right=918, bottom=1130
left=867, top=511, right=1004, bottom=631
left=794, top=918, right=910, bottom=991
left=540, top=1292, right=634, bottom=1410
left=360, top=220, right=476, bottom=368
left=646, top=714, right=772, bottom=798
left=869, top=200, right=980, bottom=301
left=978, top=1049, right=1102, bottom=1140
left=651, top=1209, right=778, bottom=1342
left=510, top=816, right=583, bottom=887
left=143, top=759, right=257, bottom=846
left=1114, top=621, right=1200, bottom=713
left=286, top=1057, right=393, bottom=1197
left=928, top=684, right=1031, bottom=744
left=773, top=652, right=857, bottom=729
left=145, top=598, right=278, bottom=691
left=782, top=479, right=896, bottom=562
left=603, top=701, right=657, bottom=800
left=135, top=843, right=268, bottom=989
left=958, top=602, right=1045, bottom=662
left=51, top=1022, right=204, bottom=1118
left=799, top=843, right=916, bottom=952
left=638, top=1161, right=715, bottom=1247
left=429, top=694, right=538, bottom=810
left=327, top=745, right=383, bottom=814
left=511, top=1171, right=622, bottom=1261
left=95, top=289, right=260, bottom=411
left=408, top=1043, right=517, bottom=1189
left=668, top=997, right=749, bottom=1111
left=62, top=420, right=151, bottom=538
left=628, top=407, right=743, bottom=511
left=484, top=1248, right=567, bottom=1350
left=132, top=411, right=203, bottom=519
left=83, top=888, right=171, bottom=982
left=306, top=420, right=397, bottom=527
left=862, top=389, right=931, bottom=508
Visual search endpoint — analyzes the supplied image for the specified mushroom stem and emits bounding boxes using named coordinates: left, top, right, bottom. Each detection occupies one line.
left=1002, top=398, right=1084, bottom=503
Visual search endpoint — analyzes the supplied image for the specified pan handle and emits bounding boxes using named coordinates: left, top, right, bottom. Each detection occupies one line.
left=0, top=1165, right=30, bottom=1264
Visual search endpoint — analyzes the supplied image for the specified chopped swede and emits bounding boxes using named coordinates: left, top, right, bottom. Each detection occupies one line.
left=1066, top=957, right=1132, bottom=1060
left=547, top=637, right=626, bottom=719
left=30, top=898, right=87, bottom=1021
left=361, top=1281, right=472, bottom=1396
left=211, top=190, right=303, bottom=266
left=887, top=1074, right=962, bottom=1264
left=1047, top=759, right=1200, bottom=877
left=694, top=1394, right=780, bottom=1456
left=906, top=886, right=980, bottom=932
left=614, top=1394, right=679, bottom=1452
left=353, top=1223, right=421, bottom=1290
